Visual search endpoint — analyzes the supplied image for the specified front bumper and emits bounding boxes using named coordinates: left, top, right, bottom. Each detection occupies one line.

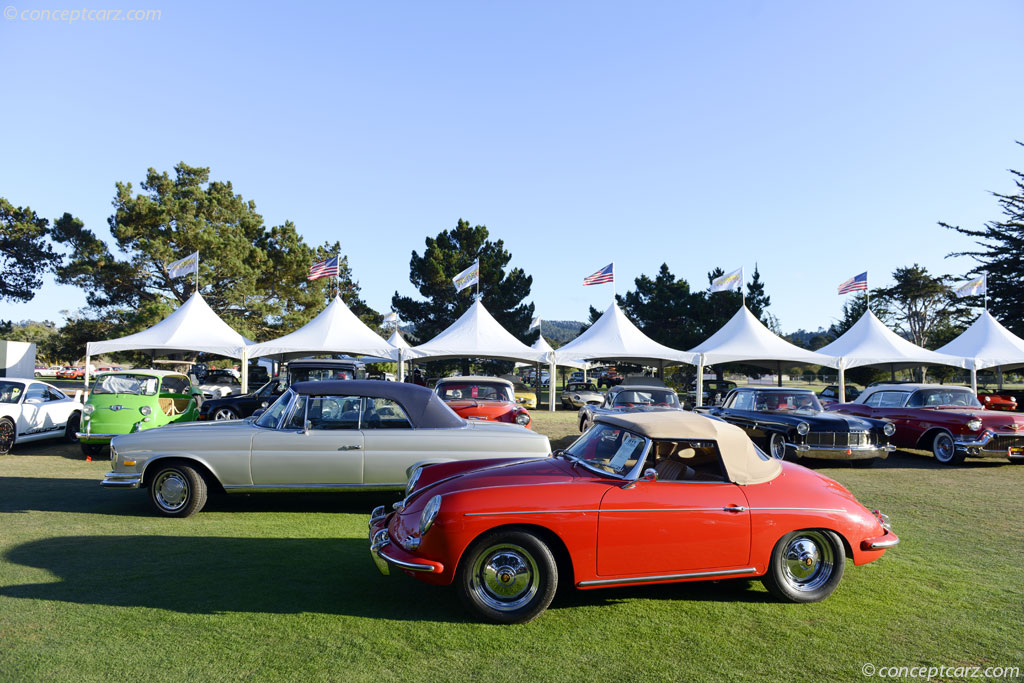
left=954, top=431, right=1024, bottom=459
left=76, top=432, right=118, bottom=443
left=368, top=508, right=444, bottom=576
left=100, top=471, right=142, bottom=488
left=860, top=529, right=900, bottom=551
left=787, top=442, right=895, bottom=460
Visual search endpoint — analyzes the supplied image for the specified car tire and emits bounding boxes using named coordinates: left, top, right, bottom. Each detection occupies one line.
left=931, top=432, right=964, bottom=465
left=80, top=443, right=105, bottom=457
left=761, top=529, right=845, bottom=603
left=212, top=407, right=238, bottom=421
left=457, top=530, right=558, bottom=624
left=149, top=463, right=208, bottom=517
left=64, top=413, right=81, bottom=443
left=579, top=417, right=590, bottom=433
left=767, top=433, right=789, bottom=460
left=0, top=418, right=15, bottom=455
left=850, top=458, right=876, bottom=468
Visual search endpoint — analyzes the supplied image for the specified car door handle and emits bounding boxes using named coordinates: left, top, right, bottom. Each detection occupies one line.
left=337, top=445, right=360, bottom=451
left=723, top=505, right=747, bottom=513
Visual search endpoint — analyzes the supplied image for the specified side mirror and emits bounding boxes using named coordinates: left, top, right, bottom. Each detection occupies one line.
left=260, top=401, right=269, bottom=408
left=304, top=419, right=312, bottom=434
left=642, top=468, right=658, bottom=482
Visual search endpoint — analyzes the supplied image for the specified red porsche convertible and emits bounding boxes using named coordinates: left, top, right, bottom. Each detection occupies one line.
left=369, top=411, right=898, bottom=623
left=434, top=376, right=532, bottom=429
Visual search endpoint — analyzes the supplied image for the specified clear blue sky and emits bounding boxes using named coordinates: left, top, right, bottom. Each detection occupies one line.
left=3, top=1, right=1022, bottom=336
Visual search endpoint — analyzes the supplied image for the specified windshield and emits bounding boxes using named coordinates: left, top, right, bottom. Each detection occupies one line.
left=611, top=389, right=679, bottom=407
left=289, top=366, right=356, bottom=383
left=568, top=383, right=598, bottom=392
left=256, top=390, right=294, bottom=428
left=564, top=423, right=649, bottom=478
left=204, top=371, right=239, bottom=383
left=0, top=381, right=25, bottom=404
left=92, top=374, right=159, bottom=396
left=908, top=388, right=981, bottom=408
left=750, top=391, right=821, bottom=412
left=436, top=382, right=513, bottom=402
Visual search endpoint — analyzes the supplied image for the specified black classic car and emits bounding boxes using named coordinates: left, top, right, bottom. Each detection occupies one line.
left=698, top=387, right=896, bottom=467
left=818, top=384, right=861, bottom=406
left=577, top=377, right=683, bottom=432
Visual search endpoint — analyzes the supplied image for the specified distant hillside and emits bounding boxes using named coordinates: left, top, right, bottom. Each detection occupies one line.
left=539, top=320, right=586, bottom=347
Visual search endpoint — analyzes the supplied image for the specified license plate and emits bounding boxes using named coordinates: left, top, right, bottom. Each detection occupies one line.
left=1009, top=446, right=1024, bottom=457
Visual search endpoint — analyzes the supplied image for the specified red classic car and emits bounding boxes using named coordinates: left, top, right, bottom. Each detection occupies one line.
left=369, top=411, right=898, bottom=623
left=977, top=392, right=1018, bottom=412
left=827, top=383, right=1024, bottom=465
left=434, top=376, right=532, bottom=429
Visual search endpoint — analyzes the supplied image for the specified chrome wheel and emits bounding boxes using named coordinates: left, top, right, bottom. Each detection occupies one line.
left=470, top=543, right=540, bottom=612
left=213, top=407, right=238, bottom=421
left=781, top=531, right=834, bottom=592
left=153, top=470, right=189, bottom=511
left=931, top=432, right=962, bottom=464
left=768, top=433, right=788, bottom=460
left=148, top=463, right=208, bottom=517
left=458, top=530, right=558, bottom=623
left=0, top=419, right=14, bottom=455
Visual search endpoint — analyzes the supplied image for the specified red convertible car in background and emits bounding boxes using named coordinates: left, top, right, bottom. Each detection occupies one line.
left=369, top=411, right=898, bottom=623
left=434, top=376, right=532, bottom=429
left=827, top=383, right=1024, bottom=465
left=977, top=391, right=1017, bottom=412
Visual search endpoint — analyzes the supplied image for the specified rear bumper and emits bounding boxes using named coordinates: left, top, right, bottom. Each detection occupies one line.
left=100, top=472, right=142, bottom=488
left=787, top=442, right=895, bottom=460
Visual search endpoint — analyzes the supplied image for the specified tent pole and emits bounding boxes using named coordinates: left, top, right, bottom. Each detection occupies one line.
left=890, top=364, right=896, bottom=382
left=695, top=355, right=705, bottom=408
left=658, top=360, right=664, bottom=380
left=548, top=357, right=556, bottom=412
left=84, top=352, right=91, bottom=389
left=240, top=349, right=249, bottom=394
left=777, top=360, right=782, bottom=387
left=998, top=366, right=1004, bottom=391
left=970, top=365, right=977, bottom=394
left=397, top=348, right=405, bottom=382
left=838, top=364, right=846, bottom=405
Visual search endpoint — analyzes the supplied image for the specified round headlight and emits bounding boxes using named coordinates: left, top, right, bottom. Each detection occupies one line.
left=420, top=495, right=442, bottom=535
left=83, top=404, right=95, bottom=415
left=796, top=422, right=810, bottom=436
left=405, top=467, right=423, bottom=496
left=967, top=418, right=982, bottom=432
left=573, top=395, right=581, bottom=401
left=883, top=422, right=896, bottom=437
left=515, top=413, right=530, bottom=426
left=1011, top=397, right=1017, bottom=403
left=140, top=405, right=152, bottom=416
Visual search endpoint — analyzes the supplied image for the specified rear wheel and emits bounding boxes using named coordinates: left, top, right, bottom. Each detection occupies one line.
left=762, top=529, right=845, bottom=603
left=212, top=407, right=238, bottom=421
left=149, top=463, right=208, bottom=517
left=931, top=432, right=964, bottom=465
left=457, top=530, right=558, bottom=624
left=0, top=418, right=15, bottom=455
left=64, top=413, right=81, bottom=443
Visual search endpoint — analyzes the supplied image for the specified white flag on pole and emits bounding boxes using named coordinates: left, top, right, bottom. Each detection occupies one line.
left=710, top=267, right=743, bottom=293
left=167, top=251, right=199, bottom=278
left=453, top=260, right=480, bottom=293
left=955, top=274, right=986, bottom=298
left=383, top=312, right=400, bottom=324
left=529, top=316, right=541, bottom=330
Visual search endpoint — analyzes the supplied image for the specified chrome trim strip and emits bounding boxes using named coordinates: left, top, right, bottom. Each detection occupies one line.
left=869, top=537, right=900, bottom=549
left=100, top=472, right=142, bottom=489
left=578, top=567, right=757, bottom=587
left=76, top=432, right=117, bottom=440
left=375, top=547, right=438, bottom=572
left=223, top=483, right=405, bottom=492
left=465, top=506, right=841, bottom=517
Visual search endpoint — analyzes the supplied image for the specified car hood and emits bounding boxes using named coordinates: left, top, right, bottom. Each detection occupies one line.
left=410, top=457, right=574, bottom=503
left=111, top=420, right=255, bottom=451
left=741, top=409, right=880, bottom=431
left=606, top=405, right=682, bottom=413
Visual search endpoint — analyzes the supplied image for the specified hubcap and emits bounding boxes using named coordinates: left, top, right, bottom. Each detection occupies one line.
left=154, top=471, right=188, bottom=510
left=214, top=409, right=236, bottom=421
left=934, top=435, right=953, bottom=462
left=770, top=435, right=786, bottom=460
left=471, top=543, right=539, bottom=611
left=782, top=532, right=834, bottom=591
left=0, top=422, right=13, bottom=451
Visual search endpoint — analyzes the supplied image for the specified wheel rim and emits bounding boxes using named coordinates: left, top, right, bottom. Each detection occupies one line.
left=470, top=543, right=540, bottom=612
left=781, top=531, right=835, bottom=592
left=933, top=434, right=954, bottom=462
left=213, top=408, right=237, bottom=421
left=67, top=416, right=80, bottom=442
left=153, top=470, right=189, bottom=511
left=769, top=434, right=786, bottom=460
left=0, top=421, right=13, bottom=452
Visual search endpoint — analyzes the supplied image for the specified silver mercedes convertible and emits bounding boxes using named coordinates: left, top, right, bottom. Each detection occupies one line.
left=101, top=380, right=552, bottom=517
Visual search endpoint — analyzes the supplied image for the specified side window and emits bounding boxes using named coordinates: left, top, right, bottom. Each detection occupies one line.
left=284, top=395, right=308, bottom=430
left=24, top=385, right=48, bottom=403
left=864, top=392, right=883, bottom=407
left=46, top=388, right=66, bottom=401
left=307, top=395, right=361, bottom=430
left=731, top=392, right=753, bottom=411
left=879, top=392, right=909, bottom=408
left=651, top=439, right=728, bottom=482
left=363, top=397, right=412, bottom=429
left=821, top=387, right=836, bottom=399
left=161, top=376, right=190, bottom=395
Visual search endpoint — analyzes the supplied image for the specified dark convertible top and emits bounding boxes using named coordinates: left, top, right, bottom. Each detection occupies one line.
left=290, top=380, right=465, bottom=429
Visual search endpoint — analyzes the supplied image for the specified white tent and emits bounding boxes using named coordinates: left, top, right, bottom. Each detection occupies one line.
left=817, top=310, right=966, bottom=399
left=85, top=292, right=248, bottom=387
left=934, top=311, right=1024, bottom=391
left=388, top=329, right=412, bottom=381
left=552, top=303, right=697, bottom=411
left=406, top=300, right=547, bottom=365
left=687, top=306, right=837, bottom=406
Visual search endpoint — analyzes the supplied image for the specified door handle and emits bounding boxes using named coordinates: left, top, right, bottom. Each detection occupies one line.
left=337, top=445, right=360, bottom=451
left=723, top=505, right=746, bottom=513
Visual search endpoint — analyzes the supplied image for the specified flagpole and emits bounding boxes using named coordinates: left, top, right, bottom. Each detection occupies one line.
left=612, top=262, right=616, bottom=303
left=741, top=266, right=745, bottom=308
left=984, top=273, right=988, bottom=311
left=195, top=253, right=199, bottom=294
left=866, top=270, right=870, bottom=311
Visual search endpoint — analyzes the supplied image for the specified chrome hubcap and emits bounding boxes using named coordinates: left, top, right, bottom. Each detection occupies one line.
left=213, top=409, right=236, bottom=421
left=770, top=435, right=786, bottom=460
left=471, top=544, right=539, bottom=611
left=782, top=532, right=834, bottom=591
left=154, top=471, right=188, bottom=510
left=934, top=435, right=953, bottom=462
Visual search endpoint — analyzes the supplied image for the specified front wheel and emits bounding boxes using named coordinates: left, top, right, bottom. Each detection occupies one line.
left=767, top=433, right=790, bottom=460
left=457, top=530, right=558, bottom=624
left=931, top=432, right=964, bottom=465
left=149, top=463, right=208, bottom=517
left=762, top=529, right=845, bottom=603
left=212, top=407, right=238, bottom=421
left=64, top=413, right=81, bottom=443
left=0, top=418, right=15, bottom=455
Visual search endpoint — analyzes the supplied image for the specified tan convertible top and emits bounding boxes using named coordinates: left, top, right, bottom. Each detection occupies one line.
left=595, top=412, right=782, bottom=485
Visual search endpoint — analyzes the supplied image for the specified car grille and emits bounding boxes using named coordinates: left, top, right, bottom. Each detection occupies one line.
left=985, top=434, right=1024, bottom=452
left=805, top=431, right=873, bottom=447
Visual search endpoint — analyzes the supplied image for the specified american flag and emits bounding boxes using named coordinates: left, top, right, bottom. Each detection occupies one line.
left=838, top=272, right=868, bottom=295
left=584, top=263, right=614, bottom=286
left=308, top=256, right=341, bottom=281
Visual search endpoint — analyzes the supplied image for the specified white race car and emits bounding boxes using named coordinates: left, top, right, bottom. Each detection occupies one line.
left=0, top=378, right=84, bottom=454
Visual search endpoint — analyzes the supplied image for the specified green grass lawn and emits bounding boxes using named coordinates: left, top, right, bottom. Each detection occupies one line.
left=2, top=416, right=1023, bottom=682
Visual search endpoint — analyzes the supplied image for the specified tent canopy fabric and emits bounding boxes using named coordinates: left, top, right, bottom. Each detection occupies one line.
left=86, top=292, right=248, bottom=359
left=406, top=300, right=547, bottom=363
left=246, top=296, right=397, bottom=361
left=553, top=303, right=696, bottom=366
left=688, top=306, right=836, bottom=368
left=934, top=311, right=1024, bottom=371
left=387, top=330, right=412, bottom=350
left=817, top=310, right=965, bottom=370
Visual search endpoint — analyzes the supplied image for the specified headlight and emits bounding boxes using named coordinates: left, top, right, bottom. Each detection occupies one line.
left=967, top=418, right=982, bottom=432
left=573, top=395, right=581, bottom=401
left=140, top=405, right=152, bottom=416
left=883, top=423, right=896, bottom=437
left=796, top=422, right=810, bottom=436
left=83, top=404, right=95, bottom=415
left=515, top=413, right=530, bottom=426
left=1011, top=397, right=1017, bottom=403
left=420, top=495, right=442, bottom=535
left=405, top=467, right=422, bottom=496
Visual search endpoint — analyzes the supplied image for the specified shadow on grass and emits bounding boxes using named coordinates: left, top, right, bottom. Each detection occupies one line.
left=0, top=535, right=773, bottom=621
left=10, top=440, right=87, bottom=461
left=794, top=450, right=1010, bottom=471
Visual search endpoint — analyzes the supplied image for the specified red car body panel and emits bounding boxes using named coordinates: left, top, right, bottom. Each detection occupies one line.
left=444, top=399, right=532, bottom=429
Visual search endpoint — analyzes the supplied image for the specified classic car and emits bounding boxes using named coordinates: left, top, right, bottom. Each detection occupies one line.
left=817, top=384, right=861, bottom=406
left=368, top=411, right=899, bottom=624
left=684, top=379, right=737, bottom=408
left=977, top=391, right=1017, bottom=411
left=435, top=376, right=532, bottom=428
left=827, top=383, right=1024, bottom=465
left=698, top=387, right=895, bottom=467
left=198, top=368, right=243, bottom=399
left=58, top=367, right=86, bottom=380
left=499, top=375, right=537, bottom=409
left=577, top=378, right=683, bottom=432
left=560, top=381, right=604, bottom=410
left=596, top=369, right=624, bottom=389
left=78, top=370, right=201, bottom=456
left=101, top=380, right=551, bottom=517
left=0, top=378, right=84, bottom=455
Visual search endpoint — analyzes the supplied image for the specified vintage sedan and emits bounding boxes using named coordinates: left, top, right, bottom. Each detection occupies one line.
left=828, top=383, right=1024, bottom=465
left=198, top=378, right=289, bottom=421
left=198, top=368, right=243, bottom=399
left=435, top=376, right=532, bottom=428
left=699, top=387, right=895, bottom=467
left=577, top=379, right=683, bottom=432
left=0, top=378, right=83, bottom=455
left=368, top=411, right=899, bottom=624
left=818, top=384, right=862, bottom=407
left=560, top=381, right=604, bottom=410
left=102, top=381, right=551, bottom=517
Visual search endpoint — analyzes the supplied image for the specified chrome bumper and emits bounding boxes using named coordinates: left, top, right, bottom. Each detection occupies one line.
left=954, top=431, right=1024, bottom=457
left=100, top=472, right=142, bottom=488
left=76, top=432, right=118, bottom=442
left=787, top=443, right=896, bottom=460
